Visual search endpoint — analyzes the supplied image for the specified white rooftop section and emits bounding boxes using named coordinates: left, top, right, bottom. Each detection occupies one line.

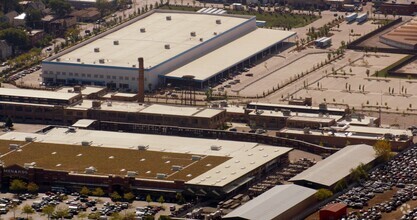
left=249, top=110, right=343, bottom=121
left=0, top=128, right=292, bottom=187
left=346, top=126, right=412, bottom=137
left=14, top=13, right=26, bottom=20
left=0, top=88, right=79, bottom=101
left=166, top=28, right=295, bottom=81
left=53, top=11, right=250, bottom=68
left=224, top=184, right=317, bottom=220
left=56, top=86, right=105, bottom=96
left=290, top=144, right=376, bottom=187
left=248, top=102, right=346, bottom=113
left=72, top=119, right=96, bottom=128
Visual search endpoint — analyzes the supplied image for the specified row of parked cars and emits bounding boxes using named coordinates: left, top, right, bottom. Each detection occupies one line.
left=328, top=146, right=417, bottom=219
left=7, top=65, right=41, bottom=82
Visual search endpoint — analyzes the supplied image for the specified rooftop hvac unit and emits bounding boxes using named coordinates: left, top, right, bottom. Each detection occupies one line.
left=99, top=59, right=105, bottom=64
left=25, top=137, right=35, bottom=142
left=190, top=31, right=196, bottom=37
left=303, top=127, right=311, bottom=134
left=282, top=109, right=291, bottom=116
left=156, top=173, right=167, bottom=179
left=165, top=44, right=170, bottom=49
left=199, top=38, right=203, bottom=42
left=166, top=16, right=172, bottom=20
left=9, top=144, right=20, bottom=150
left=127, top=171, right=137, bottom=177
left=210, top=145, right=222, bottom=151
left=81, top=141, right=91, bottom=146
left=85, top=166, right=96, bottom=174
left=172, top=165, right=183, bottom=171
left=94, top=47, right=100, bottom=52
left=192, top=155, right=202, bottom=161
left=216, top=19, right=221, bottom=24
left=92, top=100, right=101, bottom=108
left=67, top=127, right=76, bottom=132
left=113, top=40, right=119, bottom=45
left=24, top=162, right=36, bottom=169
left=213, top=32, right=217, bottom=35
left=137, top=145, right=149, bottom=150
left=76, top=58, right=81, bottom=62
left=140, top=28, right=146, bottom=33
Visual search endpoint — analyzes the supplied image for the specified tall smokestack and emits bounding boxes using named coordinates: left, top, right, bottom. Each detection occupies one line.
left=138, top=57, right=144, bottom=103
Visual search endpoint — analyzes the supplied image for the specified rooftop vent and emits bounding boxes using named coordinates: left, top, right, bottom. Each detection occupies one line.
left=213, top=32, right=217, bottom=35
left=85, top=166, right=96, bottom=174
left=92, top=100, right=101, bottom=108
left=172, top=165, right=183, bottom=171
left=140, top=28, right=146, bottom=33
left=24, top=162, right=36, bottom=169
left=99, top=59, right=105, bottom=64
left=81, top=141, right=91, bottom=146
left=190, top=31, right=196, bottom=37
left=165, top=44, right=170, bottom=49
left=166, top=16, right=172, bottom=20
left=68, top=127, right=76, bottom=132
left=216, top=19, right=221, bottom=24
left=9, top=144, right=20, bottom=150
left=127, top=171, right=137, bottom=177
left=56, top=58, right=61, bottom=62
left=210, top=145, right=222, bottom=151
left=156, top=173, right=167, bottom=179
left=192, top=155, right=202, bottom=161
left=76, top=58, right=81, bottom=62
left=199, top=38, right=204, bottom=42
left=138, top=145, right=149, bottom=150
left=113, top=40, right=119, bottom=45
left=25, top=137, right=35, bottom=142
left=94, top=47, right=100, bottom=52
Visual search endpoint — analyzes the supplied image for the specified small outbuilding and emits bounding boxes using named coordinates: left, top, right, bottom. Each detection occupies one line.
left=319, top=203, right=347, bottom=220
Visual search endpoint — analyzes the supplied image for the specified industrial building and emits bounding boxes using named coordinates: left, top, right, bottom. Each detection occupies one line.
left=41, top=10, right=295, bottom=91
left=0, top=128, right=292, bottom=197
left=0, top=87, right=226, bottom=129
left=223, top=184, right=317, bottom=220
left=289, top=144, right=377, bottom=189
left=380, top=17, right=417, bottom=50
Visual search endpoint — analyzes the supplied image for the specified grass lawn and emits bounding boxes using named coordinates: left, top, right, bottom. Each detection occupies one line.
left=374, top=55, right=413, bottom=78
left=159, top=5, right=317, bottom=28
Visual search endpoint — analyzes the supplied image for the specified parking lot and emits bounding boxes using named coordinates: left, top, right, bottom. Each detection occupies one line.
left=0, top=191, right=183, bottom=219
left=307, top=145, right=417, bottom=220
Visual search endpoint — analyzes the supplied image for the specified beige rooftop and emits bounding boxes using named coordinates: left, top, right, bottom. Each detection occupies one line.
left=53, top=11, right=251, bottom=68
left=0, top=87, right=79, bottom=101
left=166, top=28, right=295, bottom=81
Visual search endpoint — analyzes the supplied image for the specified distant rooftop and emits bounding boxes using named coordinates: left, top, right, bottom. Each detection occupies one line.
left=290, top=144, right=376, bottom=187
left=50, top=11, right=252, bottom=69
left=0, top=87, right=80, bottom=101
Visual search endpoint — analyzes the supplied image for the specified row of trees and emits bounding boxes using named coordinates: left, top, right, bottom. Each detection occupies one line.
left=9, top=179, right=39, bottom=193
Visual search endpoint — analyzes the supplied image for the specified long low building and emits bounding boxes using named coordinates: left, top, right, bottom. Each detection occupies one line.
left=41, top=10, right=295, bottom=91
left=289, top=144, right=376, bottom=189
left=223, top=184, right=317, bottom=220
left=380, top=17, right=417, bottom=50
left=0, top=128, right=292, bottom=197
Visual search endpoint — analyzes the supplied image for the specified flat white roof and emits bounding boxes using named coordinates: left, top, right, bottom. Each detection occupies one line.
left=56, top=86, right=105, bottom=96
left=224, top=184, right=316, bottom=220
left=53, top=11, right=251, bottom=69
left=0, top=128, right=292, bottom=187
left=72, top=119, right=96, bottom=128
left=0, top=88, right=80, bottom=101
left=346, top=126, right=412, bottom=136
left=166, top=28, right=295, bottom=81
left=290, top=144, right=376, bottom=187
left=68, top=101, right=223, bottom=118
left=248, top=102, right=346, bottom=113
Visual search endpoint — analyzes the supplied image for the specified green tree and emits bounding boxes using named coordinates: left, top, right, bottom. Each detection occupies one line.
left=54, top=206, right=69, bottom=219
left=110, top=191, right=122, bottom=201
left=22, top=204, right=35, bottom=220
left=373, top=140, right=392, bottom=162
left=205, top=87, right=213, bottom=101
left=123, top=192, right=135, bottom=202
left=80, top=186, right=90, bottom=196
left=96, top=0, right=112, bottom=16
left=25, top=8, right=43, bottom=29
left=49, top=0, right=72, bottom=17
left=5, top=116, right=13, bottom=128
left=146, top=194, right=152, bottom=205
left=315, top=188, right=333, bottom=201
left=175, top=192, right=185, bottom=205
left=0, top=28, right=29, bottom=49
left=65, top=27, right=80, bottom=43
left=157, top=195, right=165, bottom=205
left=78, top=212, right=88, bottom=220
left=334, top=179, right=347, bottom=192
left=92, top=187, right=105, bottom=197
left=9, top=179, right=27, bottom=192
left=27, top=182, right=39, bottom=193
left=42, top=205, right=55, bottom=220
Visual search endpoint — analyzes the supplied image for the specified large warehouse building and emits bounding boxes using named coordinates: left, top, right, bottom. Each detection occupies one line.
left=0, top=128, right=292, bottom=197
left=380, top=17, right=417, bottom=50
left=41, top=10, right=295, bottom=91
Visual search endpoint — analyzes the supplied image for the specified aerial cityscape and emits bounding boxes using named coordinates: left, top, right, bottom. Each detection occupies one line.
left=0, top=0, right=417, bottom=219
